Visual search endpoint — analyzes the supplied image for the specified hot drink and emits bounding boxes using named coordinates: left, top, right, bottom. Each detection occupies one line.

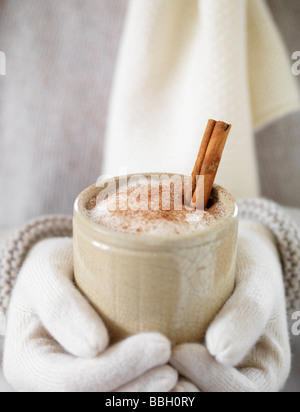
left=74, top=174, right=238, bottom=344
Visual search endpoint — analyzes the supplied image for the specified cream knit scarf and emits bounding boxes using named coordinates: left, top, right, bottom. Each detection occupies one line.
left=103, top=0, right=299, bottom=199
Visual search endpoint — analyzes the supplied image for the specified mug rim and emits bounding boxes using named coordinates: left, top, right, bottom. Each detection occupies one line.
left=74, top=173, right=238, bottom=246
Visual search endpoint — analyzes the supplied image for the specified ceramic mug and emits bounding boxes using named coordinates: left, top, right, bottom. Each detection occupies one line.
left=73, top=173, right=238, bottom=345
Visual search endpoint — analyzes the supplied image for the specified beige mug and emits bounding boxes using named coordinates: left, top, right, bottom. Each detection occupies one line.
left=73, top=173, right=238, bottom=345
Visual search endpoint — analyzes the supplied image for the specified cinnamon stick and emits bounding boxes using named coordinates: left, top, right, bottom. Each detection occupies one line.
left=185, top=119, right=217, bottom=205
left=186, top=120, right=231, bottom=209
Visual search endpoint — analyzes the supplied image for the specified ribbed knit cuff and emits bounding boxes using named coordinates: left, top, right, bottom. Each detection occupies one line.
left=238, top=198, right=300, bottom=316
left=0, top=216, right=73, bottom=319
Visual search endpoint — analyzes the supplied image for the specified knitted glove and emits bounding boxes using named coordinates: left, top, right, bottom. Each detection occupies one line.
left=238, top=199, right=300, bottom=316
left=170, top=221, right=291, bottom=392
left=1, top=200, right=299, bottom=327
left=1, top=201, right=299, bottom=392
left=3, top=238, right=177, bottom=392
left=0, top=216, right=74, bottom=334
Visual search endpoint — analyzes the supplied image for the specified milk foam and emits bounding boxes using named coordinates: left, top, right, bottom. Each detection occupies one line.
left=85, top=178, right=227, bottom=237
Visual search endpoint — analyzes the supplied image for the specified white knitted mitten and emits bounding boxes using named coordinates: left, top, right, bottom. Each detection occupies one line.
left=170, top=221, right=291, bottom=392
left=1, top=201, right=299, bottom=392
left=0, top=215, right=73, bottom=334
left=3, top=238, right=177, bottom=392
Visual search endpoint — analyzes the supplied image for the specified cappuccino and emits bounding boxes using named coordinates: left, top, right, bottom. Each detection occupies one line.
left=85, top=178, right=230, bottom=236
left=74, top=174, right=238, bottom=344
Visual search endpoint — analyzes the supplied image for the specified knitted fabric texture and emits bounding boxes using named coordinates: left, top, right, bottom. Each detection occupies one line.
left=0, top=216, right=73, bottom=319
left=238, top=199, right=300, bottom=316
left=0, top=200, right=299, bottom=318
left=104, top=0, right=300, bottom=200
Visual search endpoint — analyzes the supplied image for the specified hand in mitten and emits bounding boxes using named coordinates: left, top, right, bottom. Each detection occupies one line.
left=171, top=222, right=291, bottom=392
left=3, top=238, right=177, bottom=392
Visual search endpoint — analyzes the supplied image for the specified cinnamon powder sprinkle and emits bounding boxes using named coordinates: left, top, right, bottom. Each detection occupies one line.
left=85, top=182, right=228, bottom=237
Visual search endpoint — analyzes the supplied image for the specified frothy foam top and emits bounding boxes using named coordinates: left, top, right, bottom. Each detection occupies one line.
left=85, top=179, right=229, bottom=237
